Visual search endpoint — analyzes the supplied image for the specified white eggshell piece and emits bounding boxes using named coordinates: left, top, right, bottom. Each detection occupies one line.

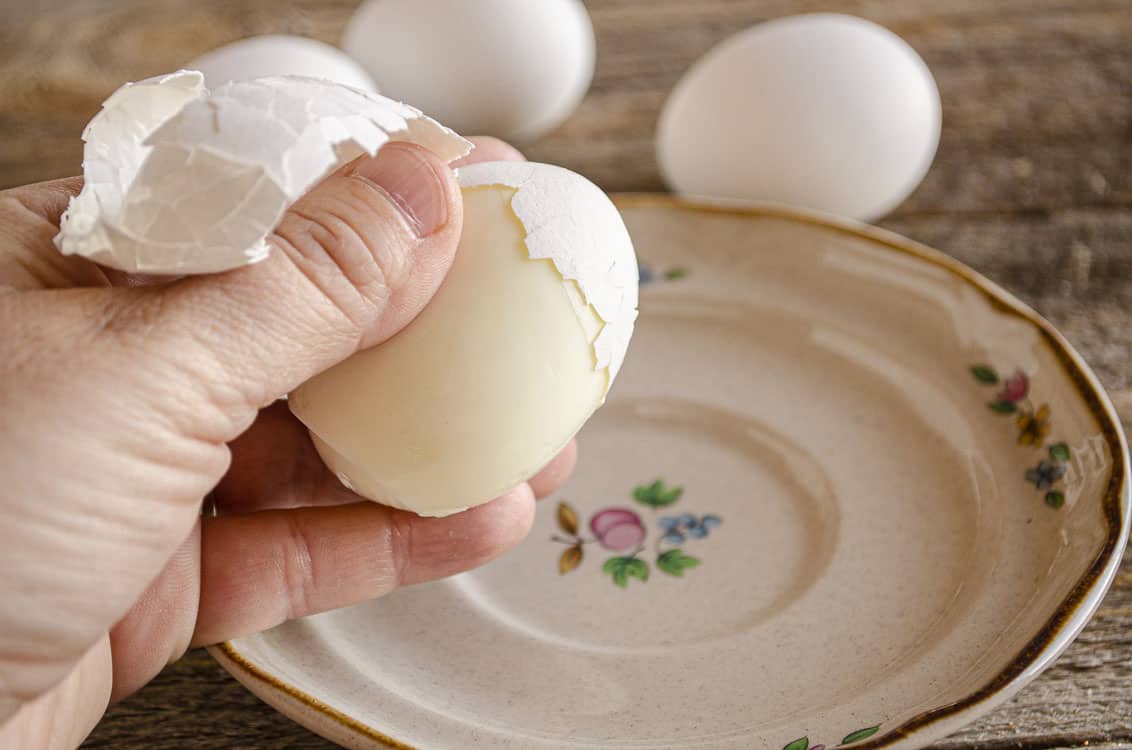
left=456, top=161, right=639, bottom=381
left=290, top=163, right=638, bottom=517
left=186, top=35, right=378, bottom=92
left=55, top=70, right=471, bottom=274
left=342, top=0, right=594, bottom=142
left=657, top=13, right=942, bottom=221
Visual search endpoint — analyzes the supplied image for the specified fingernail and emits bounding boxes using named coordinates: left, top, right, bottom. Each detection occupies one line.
left=350, top=144, right=448, bottom=238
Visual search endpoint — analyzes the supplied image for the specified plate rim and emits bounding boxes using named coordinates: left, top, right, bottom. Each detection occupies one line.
left=212, top=195, right=1131, bottom=750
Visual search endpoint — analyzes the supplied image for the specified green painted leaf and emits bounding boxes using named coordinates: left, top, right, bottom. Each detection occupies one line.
left=989, top=400, right=1017, bottom=414
left=657, top=549, right=700, bottom=576
left=1049, top=442, right=1071, bottom=462
left=1046, top=491, right=1066, bottom=509
left=657, top=550, right=683, bottom=577
left=971, top=365, right=999, bottom=385
left=633, top=479, right=684, bottom=507
left=632, top=480, right=661, bottom=505
left=626, top=559, right=649, bottom=581
left=783, top=738, right=810, bottom=750
left=841, top=726, right=880, bottom=745
left=605, top=556, right=646, bottom=587
left=664, top=267, right=689, bottom=280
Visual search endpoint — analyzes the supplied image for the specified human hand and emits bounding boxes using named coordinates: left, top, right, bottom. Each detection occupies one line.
left=0, top=136, right=576, bottom=748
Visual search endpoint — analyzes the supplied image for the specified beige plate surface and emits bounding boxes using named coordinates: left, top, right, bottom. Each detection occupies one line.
left=212, top=197, right=1130, bottom=750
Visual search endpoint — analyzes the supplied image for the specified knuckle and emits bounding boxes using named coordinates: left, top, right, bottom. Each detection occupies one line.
left=272, top=197, right=394, bottom=333
left=94, top=289, right=169, bottom=340
left=0, top=190, right=47, bottom=223
left=280, top=514, right=318, bottom=620
left=385, top=511, right=415, bottom=587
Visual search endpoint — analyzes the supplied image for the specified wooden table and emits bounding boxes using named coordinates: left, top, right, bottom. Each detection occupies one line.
left=2, top=0, right=1129, bottom=747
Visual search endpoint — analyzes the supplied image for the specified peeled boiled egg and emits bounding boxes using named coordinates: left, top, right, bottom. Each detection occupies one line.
left=186, top=35, right=378, bottom=92
left=341, top=0, right=594, bottom=141
left=657, top=14, right=941, bottom=221
left=289, top=161, right=639, bottom=517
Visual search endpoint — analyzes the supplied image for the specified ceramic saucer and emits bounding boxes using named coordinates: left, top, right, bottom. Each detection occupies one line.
left=212, top=197, right=1130, bottom=750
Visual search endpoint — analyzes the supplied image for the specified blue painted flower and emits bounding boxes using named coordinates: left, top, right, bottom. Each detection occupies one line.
left=658, top=516, right=681, bottom=531
left=677, top=513, right=696, bottom=526
left=687, top=525, right=708, bottom=539
left=1026, top=459, right=1066, bottom=491
left=701, top=514, right=722, bottom=529
left=662, top=531, right=686, bottom=545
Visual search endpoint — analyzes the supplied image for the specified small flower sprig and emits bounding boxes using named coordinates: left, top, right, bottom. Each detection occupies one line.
left=638, top=265, right=689, bottom=286
left=1026, top=442, right=1071, bottom=509
left=551, top=479, right=723, bottom=586
left=783, top=725, right=881, bottom=750
left=971, top=364, right=1070, bottom=508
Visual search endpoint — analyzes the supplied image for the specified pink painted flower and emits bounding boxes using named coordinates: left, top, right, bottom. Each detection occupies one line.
left=997, top=370, right=1029, bottom=403
left=589, top=508, right=646, bottom=551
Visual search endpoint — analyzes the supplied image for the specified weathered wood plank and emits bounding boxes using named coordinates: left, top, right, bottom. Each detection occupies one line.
left=3, top=0, right=1132, bottom=206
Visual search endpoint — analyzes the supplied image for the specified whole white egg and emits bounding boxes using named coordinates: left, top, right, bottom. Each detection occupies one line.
left=341, top=0, right=594, bottom=141
left=186, top=35, right=378, bottom=92
left=657, top=14, right=941, bottom=221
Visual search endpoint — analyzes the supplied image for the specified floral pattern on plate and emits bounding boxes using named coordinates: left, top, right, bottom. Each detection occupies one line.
left=551, top=479, right=722, bottom=587
left=971, top=364, right=1070, bottom=508
left=638, top=264, right=689, bottom=285
left=783, top=725, right=882, bottom=750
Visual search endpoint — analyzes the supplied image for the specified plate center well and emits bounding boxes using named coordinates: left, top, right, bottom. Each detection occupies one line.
left=457, top=397, right=842, bottom=651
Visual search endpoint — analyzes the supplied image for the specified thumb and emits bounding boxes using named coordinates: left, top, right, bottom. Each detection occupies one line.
left=148, top=141, right=463, bottom=412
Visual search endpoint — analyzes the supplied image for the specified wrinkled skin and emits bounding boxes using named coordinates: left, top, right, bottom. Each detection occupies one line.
left=0, top=137, right=576, bottom=749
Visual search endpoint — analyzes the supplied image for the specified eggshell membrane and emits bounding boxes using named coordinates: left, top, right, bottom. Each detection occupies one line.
left=657, top=13, right=941, bottom=221
left=290, top=162, right=639, bottom=517
left=341, top=0, right=594, bottom=141
left=187, top=35, right=378, bottom=92
left=55, top=71, right=471, bottom=274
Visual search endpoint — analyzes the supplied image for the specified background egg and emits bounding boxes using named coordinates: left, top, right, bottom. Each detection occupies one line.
left=186, top=34, right=378, bottom=92
left=342, top=0, right=594, bottom=142
left=657, top=13, right=941, bottom=221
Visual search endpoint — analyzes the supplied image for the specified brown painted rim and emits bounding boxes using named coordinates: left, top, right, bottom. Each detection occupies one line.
left=216, top=195, right=1131, bottom=750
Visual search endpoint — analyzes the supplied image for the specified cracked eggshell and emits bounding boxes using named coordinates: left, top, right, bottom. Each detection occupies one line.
left=456, top=161, right=639, bottom=381
left=186, top=35, right=378, bottom=93
left=289, top=161, right=638, bottom=517
left=54, top=70, right=471, bottom=274
left=342, top=0, right=594, bottom=142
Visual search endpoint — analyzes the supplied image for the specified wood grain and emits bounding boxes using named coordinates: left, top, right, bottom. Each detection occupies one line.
left=0, top=0, right=1128, bottom=748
